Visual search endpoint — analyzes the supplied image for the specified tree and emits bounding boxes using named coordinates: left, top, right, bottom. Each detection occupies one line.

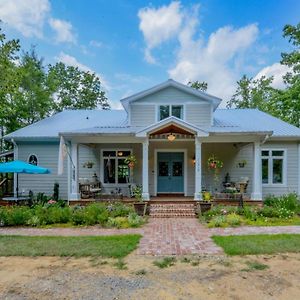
left=188, top=80, right=208, bottom=92
left=227, top=75, right=275, bottom=110
left=48, top=62, right=110, bottom=112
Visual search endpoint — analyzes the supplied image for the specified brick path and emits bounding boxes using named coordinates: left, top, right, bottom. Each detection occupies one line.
left=0, top=222, right=300, bottom=256
left=137, top=218, right=223, bottom=256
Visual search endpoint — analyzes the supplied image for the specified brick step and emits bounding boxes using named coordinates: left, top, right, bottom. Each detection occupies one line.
left=149, top=203, right=196, bottom=218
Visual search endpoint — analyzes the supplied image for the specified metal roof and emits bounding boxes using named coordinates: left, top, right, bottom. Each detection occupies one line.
left=4, top=108, right=300, bottom=140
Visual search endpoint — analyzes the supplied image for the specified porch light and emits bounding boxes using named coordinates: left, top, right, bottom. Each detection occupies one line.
left=117, top=151, right=123, bottom=156
left=167, top=133, right=176, bottom=142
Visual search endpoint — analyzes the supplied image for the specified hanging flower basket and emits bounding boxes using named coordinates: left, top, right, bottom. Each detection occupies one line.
left=207, top=155, right=223, bottom=170
left=125, top=154, right=137, bottom=168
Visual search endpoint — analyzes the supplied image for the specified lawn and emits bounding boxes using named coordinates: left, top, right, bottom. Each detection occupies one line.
left=0, top=234, right=141, bottom=258
left=212, top=234, right=300, bottom=255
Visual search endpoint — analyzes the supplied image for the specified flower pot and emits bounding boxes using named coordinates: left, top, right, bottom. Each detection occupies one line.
left=128, top=162, right=135, bottom=168
left=134, top=202, right=148, bottom=216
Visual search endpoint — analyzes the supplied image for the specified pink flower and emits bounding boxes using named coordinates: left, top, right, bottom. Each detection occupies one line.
left=48, top=200, right=57, bottom=204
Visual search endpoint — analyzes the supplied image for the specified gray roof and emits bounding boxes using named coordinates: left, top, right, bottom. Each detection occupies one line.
left=5, top=109, right=128, bottom=139
left=5, top=108, right=300, bottom=140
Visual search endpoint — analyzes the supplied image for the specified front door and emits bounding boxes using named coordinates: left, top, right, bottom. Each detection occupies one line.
left=157, top=152, right=184, bottom=193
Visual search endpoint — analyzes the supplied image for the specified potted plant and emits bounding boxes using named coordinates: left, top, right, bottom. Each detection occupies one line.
left=83, top=161, right=94, bottom=168
left=202, top=191, right=211, bottom=201
left=237, top=160, right=247, bottom=168
left=132, top=185, right=147, bottom=216
left=125, top=154, right=137, bottom=168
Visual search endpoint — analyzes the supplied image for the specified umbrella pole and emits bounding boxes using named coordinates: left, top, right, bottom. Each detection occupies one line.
left=16, top=173, right=19, bottom=198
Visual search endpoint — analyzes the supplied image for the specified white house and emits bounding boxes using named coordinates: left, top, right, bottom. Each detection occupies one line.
left=5, top=79, right=300, bottom=201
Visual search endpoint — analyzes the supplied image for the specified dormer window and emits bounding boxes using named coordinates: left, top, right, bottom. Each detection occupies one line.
left=159, top=105, right=183, bottom=121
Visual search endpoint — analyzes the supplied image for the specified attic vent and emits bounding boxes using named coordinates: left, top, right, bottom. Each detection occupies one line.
left=86, top=116, right=89, bottom=120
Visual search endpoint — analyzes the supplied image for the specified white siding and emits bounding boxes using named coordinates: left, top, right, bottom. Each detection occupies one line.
left=130, top=104, right=155, bottom=127
left=185, top=104, right=212, bottom=127
left=17, top=142, right=68, bottom=199
left=129, top=86, right=213, bottom=127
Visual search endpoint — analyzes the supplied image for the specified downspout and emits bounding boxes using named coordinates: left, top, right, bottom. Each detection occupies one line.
left=11, top=139, right=18, bottom=197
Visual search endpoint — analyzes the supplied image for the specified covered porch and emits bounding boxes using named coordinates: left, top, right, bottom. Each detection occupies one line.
left=64, top=117, right=267, bottom=202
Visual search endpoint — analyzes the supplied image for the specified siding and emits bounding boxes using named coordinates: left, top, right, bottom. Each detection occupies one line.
left=129, top=86, right=213, bottom=127
left=17, top=142, right=68, bottom=199
left=185, top=104, right=212, bottom=127
left=130, top=104, right=155, bottom=127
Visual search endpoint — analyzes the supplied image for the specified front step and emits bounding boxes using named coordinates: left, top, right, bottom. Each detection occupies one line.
left=149, top=203, right=196, bottom=218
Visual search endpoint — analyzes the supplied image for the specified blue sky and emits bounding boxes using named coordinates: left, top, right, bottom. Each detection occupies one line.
left=0, top=0, right=299, bottom=108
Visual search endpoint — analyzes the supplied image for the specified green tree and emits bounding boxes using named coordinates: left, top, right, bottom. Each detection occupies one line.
left=188, top=80, right=208, bottom=92
left=227, top=75, right=275, bottom=110
left=48, top=62, right=110, bottom=112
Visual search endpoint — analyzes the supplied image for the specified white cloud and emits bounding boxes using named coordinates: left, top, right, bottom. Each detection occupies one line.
left=254, top=62, right=290, bottom=89
left=138, top=1, right=183, bottom=63
left=49, top=18, right=76, bottom=44
left=56, top=52, right=110, bottom=90
left=0, top=0, right=50, bottom=37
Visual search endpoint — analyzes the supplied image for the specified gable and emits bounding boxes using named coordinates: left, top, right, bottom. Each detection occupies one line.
left=134, top=86, right=208, bottom=105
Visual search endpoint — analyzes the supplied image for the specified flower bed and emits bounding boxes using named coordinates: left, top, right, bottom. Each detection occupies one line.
left=200, top=193, right=300, bottom=228
left=0, top=202, right=144, bottom=228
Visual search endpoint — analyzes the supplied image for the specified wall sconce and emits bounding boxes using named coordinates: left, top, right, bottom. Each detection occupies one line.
left=167, top=133, right=176, bottom=142
left=193, top=155, right=196, bottom=164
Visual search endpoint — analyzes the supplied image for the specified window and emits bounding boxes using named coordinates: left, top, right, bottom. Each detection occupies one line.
left=261, top=150, right=285, bottom=185
left=102, top=150, right=131, bottom=184
left=159, top=105, right=183, bottom=120
left=28, top=154, right=38, bottom=166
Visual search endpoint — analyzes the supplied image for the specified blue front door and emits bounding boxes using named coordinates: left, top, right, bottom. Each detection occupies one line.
left=157, top=152, right=184, bottom=193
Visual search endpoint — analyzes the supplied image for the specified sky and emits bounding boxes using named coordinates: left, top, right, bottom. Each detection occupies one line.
left=0, top=0, right=299, bottom=109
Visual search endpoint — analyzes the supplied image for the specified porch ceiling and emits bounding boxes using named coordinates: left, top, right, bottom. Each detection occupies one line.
left=150, top=124, right=194, bottom=136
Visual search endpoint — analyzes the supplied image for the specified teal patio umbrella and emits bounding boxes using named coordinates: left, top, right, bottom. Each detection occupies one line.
left=0, top=160, right=51, bottom=197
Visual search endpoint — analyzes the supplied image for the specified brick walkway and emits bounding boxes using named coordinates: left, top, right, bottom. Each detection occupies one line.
left=137, top=218, right=223, bottom=256
left=0, top=222, right=300, bottom=256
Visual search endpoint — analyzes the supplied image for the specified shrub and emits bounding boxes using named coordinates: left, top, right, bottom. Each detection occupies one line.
left=241, top=206, right=259, bottom=221
left=107, top=217, right=130, bottom=228
left=127, top=213, right=144, bottom=227
left=71, top=209, right=86, bottom=225
left=0, top=207, right=32, bottom=226
left=208, top=215, right=227, bottom=228
left=258, top=206, right=280, bottom=218
left=264, top=193, right=300, bottom=212
left=109, top=203, right=134, bottom=217
left=226, top=213, right=242, bottom=227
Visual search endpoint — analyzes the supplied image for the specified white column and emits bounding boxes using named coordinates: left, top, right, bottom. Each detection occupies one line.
left=142, top=139, right=150, bottom=200
left=194, top=138, right=203, bottom=200
left=251, top=141, right=262, bottom=200
left=70, top=142, right=80, bottom=200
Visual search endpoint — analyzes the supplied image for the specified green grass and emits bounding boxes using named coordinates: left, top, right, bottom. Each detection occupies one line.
left=243, top=261, right=269, bottom=271
left=212, top=234, right=300, bottom=255
left=0, top=234, right=141, bottom=258
left=153, top=256, right=176, bottom=268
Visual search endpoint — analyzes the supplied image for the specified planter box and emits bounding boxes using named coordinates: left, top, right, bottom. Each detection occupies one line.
left=134, top=202, right=148, bottom=216
left=95, top=194, right=123, bottom=201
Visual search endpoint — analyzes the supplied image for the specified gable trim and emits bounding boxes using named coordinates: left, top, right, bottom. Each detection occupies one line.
left=136, top=116, right=209, bottom=138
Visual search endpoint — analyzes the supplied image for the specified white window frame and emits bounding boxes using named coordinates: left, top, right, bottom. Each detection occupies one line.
left=27, top=153, right=38, bottom=166
left=157, top=104, right=184, bottom=121
left=261, top=149, right=287, bottom=186
left=100, top=149, right=132, bottom=186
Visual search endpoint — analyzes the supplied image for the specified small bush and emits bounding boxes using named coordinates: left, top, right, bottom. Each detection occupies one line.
left=226, top=213, right=242, bottom=227
left=208, top=215, right=227, bottom=228
left=107, top=217, right=130, bottom=229
left=127, top=213, right=143, bottom=227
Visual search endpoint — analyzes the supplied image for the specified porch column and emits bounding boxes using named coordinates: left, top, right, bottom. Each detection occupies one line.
left=142, top=139, right=150, bottom=200
left=194, top=138, right=203, bottom=200
left=251, top=141, right=262, bottom=200
left=70, top=142, right=80, bottom=200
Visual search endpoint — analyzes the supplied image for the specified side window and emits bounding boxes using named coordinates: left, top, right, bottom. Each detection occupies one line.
left=28, top=154, right=38, bottom=166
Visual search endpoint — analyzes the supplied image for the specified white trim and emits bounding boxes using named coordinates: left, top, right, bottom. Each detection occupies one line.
left=11, top=139, right=18, bottom=197
left=142, top=139, right=150, bottom=200
left=194, top=138, right=202, bottom=200
left=154, top=149, right=188, bottom=196
left=70, top=142, right=80, bottom=200
left=100, top=148, right=133, bottom=187
left=261, top=148, right=287, bottom=187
